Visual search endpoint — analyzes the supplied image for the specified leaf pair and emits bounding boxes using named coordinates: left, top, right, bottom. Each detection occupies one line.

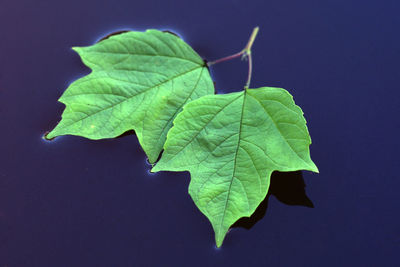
left=48, top=29, right=318, bottom=247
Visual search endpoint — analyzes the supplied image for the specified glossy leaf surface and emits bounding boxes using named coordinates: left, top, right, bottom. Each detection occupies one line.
left=153, top=87, right=318, bottom=246
left=47, top=29, right=214, bottom=163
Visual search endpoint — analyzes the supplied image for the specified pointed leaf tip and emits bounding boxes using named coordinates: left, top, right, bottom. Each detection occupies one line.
left=215, top=230, right=228, bottom=248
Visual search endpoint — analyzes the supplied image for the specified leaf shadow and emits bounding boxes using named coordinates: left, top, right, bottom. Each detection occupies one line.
left=232, top=171, right=314, bottom=230
left=115, top=130, right=136, bottom=139
left=98, top=30, right=130, bottom=42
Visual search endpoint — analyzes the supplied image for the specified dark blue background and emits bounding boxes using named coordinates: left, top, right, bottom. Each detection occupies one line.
left=1, top=0, right=399, bottom=266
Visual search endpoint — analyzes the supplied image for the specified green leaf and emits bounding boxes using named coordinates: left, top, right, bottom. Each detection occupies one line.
left=152, top=87, right=318, bottom=247
left=47, top=29, right=214, bottom=163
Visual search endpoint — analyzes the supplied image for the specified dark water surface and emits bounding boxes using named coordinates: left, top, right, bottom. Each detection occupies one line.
left=1, top=0, right=399, bottom=266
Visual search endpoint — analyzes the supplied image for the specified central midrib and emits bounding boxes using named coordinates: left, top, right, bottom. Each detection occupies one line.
left=57, top=64, right=204, bottom=131
left=218, top=89, right=247, bottom=238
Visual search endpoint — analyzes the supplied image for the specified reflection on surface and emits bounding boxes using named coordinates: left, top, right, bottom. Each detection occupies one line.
left=233, top=171, right=313, bottom=229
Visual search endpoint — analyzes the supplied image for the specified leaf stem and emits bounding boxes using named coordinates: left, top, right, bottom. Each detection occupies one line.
left=245, top=50, right=253, bottom=89
left=206, top=51, right=243, bottom=66
left=207, top=27, right=259, bottom=89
